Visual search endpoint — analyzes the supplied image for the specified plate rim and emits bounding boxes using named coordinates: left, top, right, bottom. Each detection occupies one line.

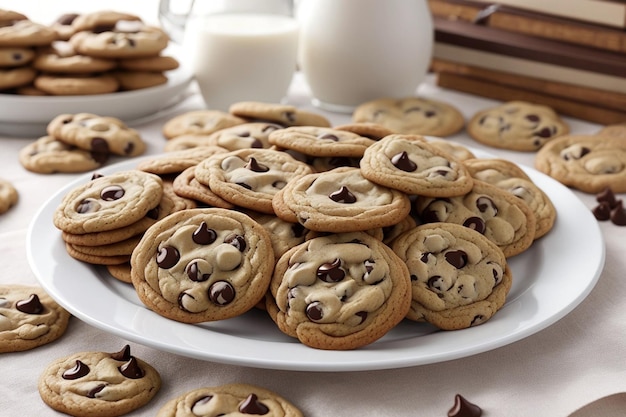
left=26, top=151, right=605, bottom=372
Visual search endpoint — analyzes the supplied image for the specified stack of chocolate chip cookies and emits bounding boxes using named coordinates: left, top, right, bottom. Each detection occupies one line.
left=0, top=8, right=178, bottom=95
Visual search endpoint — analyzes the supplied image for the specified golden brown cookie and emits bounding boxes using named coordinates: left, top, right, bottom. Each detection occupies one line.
left=0, top=284, right=71, bottom=353
left=267, top=231, right=411, bottom=350
left=38, top=345, right=161, bottom=417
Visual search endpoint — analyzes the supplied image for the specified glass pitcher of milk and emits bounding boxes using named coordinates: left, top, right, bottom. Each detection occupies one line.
left=297, top=0, right=434, bottom=113
left=159, top=0, right=298, bottom=111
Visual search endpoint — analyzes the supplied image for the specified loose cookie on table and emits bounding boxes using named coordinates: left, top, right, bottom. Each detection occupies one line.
left=413, top=179, right=536, bottom=257
left=130, top=208, right=274, bottom=323
left=535, top=134, right=626, bottom=194
left=19, top=135, right=108, bottom=174
left=467, top=100, right=569, bottom=151
left=0, top=178, right=18, bottom=214
left=272, top=167, right=412, bottom=233
left=47, top=113, right=146, bottom=156
left=157, top=383, right=303, bottom=417
left=359, top=134, right=474, bottom=197
left=391, top=223, right=512, bottom=330
left=352, top=96, right=465, bottom=137
left=0, top=284, right=71, bottom=353
left=464, top=158, right=556, bottom=239
left=53, top=170, right=163, bottom=234
left=162, top=110, right=246, bottom=139
left=267, top=232, right=411, bottom=350
left=195, top=148, right=314, bottom=214
left=38, top=345, right=161, bottom=417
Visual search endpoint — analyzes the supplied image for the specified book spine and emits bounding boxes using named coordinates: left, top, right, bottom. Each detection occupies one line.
left=463, top=0, right=626, bottom=28
left=429, top=0, right=626, bottom=53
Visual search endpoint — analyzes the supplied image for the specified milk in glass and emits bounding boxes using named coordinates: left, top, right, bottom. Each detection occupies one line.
left=185, top=13, right=299, bottom=111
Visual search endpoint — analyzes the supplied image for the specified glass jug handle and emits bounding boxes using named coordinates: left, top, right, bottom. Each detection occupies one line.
left=158, top=0, right=195, bottom=44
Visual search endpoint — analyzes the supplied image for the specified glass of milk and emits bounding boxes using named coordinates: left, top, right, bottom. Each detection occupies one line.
left=297, top=0, right=433, bottom=113
left=160, top=0, right=298, bottom=111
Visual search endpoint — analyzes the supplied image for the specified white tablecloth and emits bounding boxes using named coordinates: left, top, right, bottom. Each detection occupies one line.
left=2, top=1, right=625, bottom=416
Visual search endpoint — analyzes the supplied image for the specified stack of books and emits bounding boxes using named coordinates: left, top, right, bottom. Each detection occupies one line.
left=428, top=0, right=626, bottom=125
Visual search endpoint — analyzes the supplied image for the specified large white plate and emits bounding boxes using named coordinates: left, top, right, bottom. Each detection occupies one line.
left=0, top=46, right=193, bottom=138
left=27, top=154, right=605, bottom=372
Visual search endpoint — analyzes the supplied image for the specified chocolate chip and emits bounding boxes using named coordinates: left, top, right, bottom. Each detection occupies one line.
left=224, top=234, right=246, bottom=252
left=463, top=216, right=486, bottom=234
left=425, top=110, right=436, bottom=118
left=410, top=274, right=418, bottom=281
left=16, top=294, right=44, bottom=314
left=318, top=133, right=339, bottom=141
left=391, top=151, right=417, bottom=172
left=191, top=396, right=213, bottom=413
left=291, top=223, right=306, bottom=238
left=87, top=384, right=106, bottom=398
left=62, top=360, right=90, bottom=380
left=56, top=13, right=79, bottom=25
left=124, top=142, right=135, bottom=155
left=118, top=356, right=144, bottom=379
left=420, top=252, right=432, bottom=263
left=186, top=261, right=210, bottom=282
left=237, top=182, right=253, bottom=190
left=245, top=157, right=269, bottom=172
left=91, top=172, right=104, bottom=180
left=448, top=394, right=482, bottom=417
left=476, top=196, right=497, bottom=215
left=356, top=311, right=368, bottom=324
left=610, top=200, right=626, bottom=226
left=596, top=187, right=618, bottom=209
left=534, top=127, right=554, bottom=138
left=306, top=301, right=324, bottom=321
left=239, top=393, right=269, bottom=415
left=445, top=250, right=468, bottom=269
left=90, top=151, right=109, bottom=164
left=329, top=186, right=356, bottom=203
left=91, top=137, right=109, bottom=154
left=209, top=281, right=235, bottom=305
left=282, top=111, right=296, bottom=123
left=592, top=201, right=611, bottom=221
left=146, top=206, right=160, bottom=219
left=76, top=199, right=96, bottom=213
left=251, top=139, right=263, bottom=148
left=193, top=222, right=217, bottom=245
left=92, top=23, right=115, bottom=33
left=525, top=114, right=540, bottom=123
left=110, top=345, right=132, bottom=361
left=100, top=185, right=125, bottom=201
left=156, top=246, right=180, bottom=269
left=317, top=258, right=345, bottom=282
left=427, top=275, right=445, bottom=292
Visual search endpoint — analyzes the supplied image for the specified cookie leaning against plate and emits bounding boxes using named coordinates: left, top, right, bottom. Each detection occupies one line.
left=53, top=170, right=163, bottom=235
left=352, top=96, right=465, bottom=137
left=391, top=222, right=512, bottom=330
left=38, top=345, right=161, bottom=417
left=130, top=208, right=274, bottom=323
left=535, top=134, right=626, bottom=194
left=0, top=284, right=71, bottom=353
left=47, top=113, right=146, bottom=157
left=413, top=179, right=536, bottom=258
left=272, top=167, right=412, bottom=233
left=359, top=134, right=474, bottom=197
left=266, top=231, right=411, bottom=350
left=157, top=383, right=303, bottom=417
left=467, top=100, right=569, bottom=151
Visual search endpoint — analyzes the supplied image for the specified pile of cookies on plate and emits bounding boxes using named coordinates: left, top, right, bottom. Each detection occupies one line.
left=0, top=9, right=177, bottom=95
left=50, top=100, right=558, bottom=353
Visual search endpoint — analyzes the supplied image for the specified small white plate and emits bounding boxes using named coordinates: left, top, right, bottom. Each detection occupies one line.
left=27, top=154, right=605, bottom=371
left=0, top=47, right=193, bottom=138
